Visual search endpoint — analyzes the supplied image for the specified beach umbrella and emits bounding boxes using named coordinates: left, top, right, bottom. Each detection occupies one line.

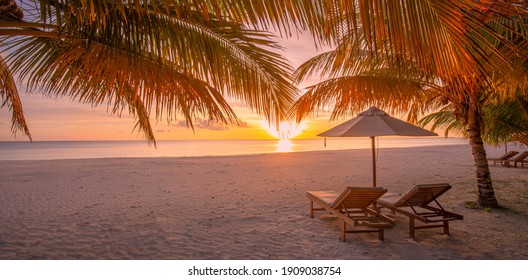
left=318, top=106, right=438, bottom=187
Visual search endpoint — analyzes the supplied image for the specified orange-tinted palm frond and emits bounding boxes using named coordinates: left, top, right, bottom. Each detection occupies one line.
left=294, top=74, right=440, bottom=122
left=0, top=55, right=31, bottom=140
left=1, top=1, right=300, bottom=140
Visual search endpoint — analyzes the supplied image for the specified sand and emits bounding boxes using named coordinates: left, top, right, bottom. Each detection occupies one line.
left=0, top=144, right=527, bottom=260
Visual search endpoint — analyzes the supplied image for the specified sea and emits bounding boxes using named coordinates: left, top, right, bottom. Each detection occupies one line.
left=0, top=137, right=468, bottom=161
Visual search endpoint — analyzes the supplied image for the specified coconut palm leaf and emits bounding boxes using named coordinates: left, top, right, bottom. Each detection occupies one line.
left=0, top=54, right=30, bottom=139
left=483, top=93, right=528, bottom=145
left=293, top=24, right=442, bottom=122
left=1, top=0, right=304, bottom=142
left=295, top=73, right=440, bottom=122
left=418, top=93, right=528, bottom=146
left=417, top=107, right=467, bottom=138
left=294, top=33, right=376, bottom=81
left=294, top=1, right=528, bottom=100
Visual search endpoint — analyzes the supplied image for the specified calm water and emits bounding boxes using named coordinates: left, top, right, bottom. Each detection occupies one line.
left=0, top=138, right=467, bottom=161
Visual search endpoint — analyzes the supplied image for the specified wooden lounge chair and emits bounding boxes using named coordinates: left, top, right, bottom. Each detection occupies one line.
left=488, top=151, right=519, bottom=166
left=377, top=183, right=463, bottom=239
left=306, top=187, right=394, bottom=241
left=502, top=151, right=528, bottom=168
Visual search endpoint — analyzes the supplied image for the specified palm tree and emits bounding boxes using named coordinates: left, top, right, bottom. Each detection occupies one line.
left=2, top=1, right=527, bottom=208
left=1, top=0, right=328, bottom=144
left=419, top=92, right=528, bottom=146
left=293, top=1, right=528, bottom=208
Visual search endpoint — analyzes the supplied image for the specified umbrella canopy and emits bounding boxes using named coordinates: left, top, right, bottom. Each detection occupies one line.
left=318, top=106, right=438, bottom=186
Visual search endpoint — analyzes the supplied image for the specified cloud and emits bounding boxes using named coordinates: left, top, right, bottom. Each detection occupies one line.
left=170, top=118, right=252, bottom=131
left=172, top=118, right=227, bottom=131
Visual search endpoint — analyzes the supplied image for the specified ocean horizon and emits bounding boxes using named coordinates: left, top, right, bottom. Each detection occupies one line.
left=0, top=137, right=468, bottom=161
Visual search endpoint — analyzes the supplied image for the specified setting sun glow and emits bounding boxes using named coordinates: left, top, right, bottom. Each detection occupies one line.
left=261, top=121, right=306, bottom=140
left=261, top=121, right=306, bottom=152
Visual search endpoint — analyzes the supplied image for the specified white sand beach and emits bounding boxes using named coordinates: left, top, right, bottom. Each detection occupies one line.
left=0, top=144, right=527, bottom=260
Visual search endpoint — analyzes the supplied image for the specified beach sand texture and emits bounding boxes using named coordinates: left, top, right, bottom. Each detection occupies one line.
left=1, top=144, right=527, bottom=259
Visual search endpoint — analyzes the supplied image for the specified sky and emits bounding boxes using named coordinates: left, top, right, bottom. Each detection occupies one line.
left=0, top=31, right=347, bottom=142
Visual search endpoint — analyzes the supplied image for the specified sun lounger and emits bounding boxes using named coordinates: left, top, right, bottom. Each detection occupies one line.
left=377, top=183, right=463, bottom=239
left=488, top=151, right=519, bottom=166
left=502, top=151, right=528, bottom=168
left=306, top=187, right=394, bottom=241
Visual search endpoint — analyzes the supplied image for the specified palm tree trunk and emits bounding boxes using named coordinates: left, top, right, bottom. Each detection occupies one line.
left=467, top=107, right=500, bottom=208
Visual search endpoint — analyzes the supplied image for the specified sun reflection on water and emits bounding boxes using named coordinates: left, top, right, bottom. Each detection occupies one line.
left=261, top=121, right=305, bottom=153
left=276, top=139, right=294, bottom=152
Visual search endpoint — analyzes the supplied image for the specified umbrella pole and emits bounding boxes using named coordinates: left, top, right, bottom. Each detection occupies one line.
left=371, top=136, right=376, bottom=187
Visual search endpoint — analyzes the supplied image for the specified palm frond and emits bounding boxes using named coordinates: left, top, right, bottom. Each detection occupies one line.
left=294, top=73, right=439, bottom=121
left=418, top=93, right=528, bottom=146
left=483, top=92, right=528, bottom=145
left=417, top=108, right=467, bottom=138
left=0, top=54, right=30, bottom=139
left=1, top=1, right=300, bottom=140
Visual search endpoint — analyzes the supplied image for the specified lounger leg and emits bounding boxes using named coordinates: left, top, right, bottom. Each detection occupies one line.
left=409, top=218, right=415, bottom=239
left=444, top=221, right=449, bottom=235
left=341, top=221, right=346, bottom=242
left=378, top=229, right=384, bottom=241
left=309, top=201, right=314, bottom=218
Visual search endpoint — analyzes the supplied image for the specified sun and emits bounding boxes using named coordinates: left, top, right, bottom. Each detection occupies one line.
left=261, top=120, right=306, bottom=139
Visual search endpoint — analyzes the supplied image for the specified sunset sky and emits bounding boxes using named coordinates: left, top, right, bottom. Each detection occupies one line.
left=0, top=92, right=339, bottom=141
left=0, top=32, right=346, bottom=142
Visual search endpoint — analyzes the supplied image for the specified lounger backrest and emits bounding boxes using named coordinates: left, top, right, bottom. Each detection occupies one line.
left=514, top=151, right=528, bottom=161
left=392, top=183, right=451, bottom=207
left=500, top=151, right=519, bottom=160
left=331, top=187, right=387, bottom=209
